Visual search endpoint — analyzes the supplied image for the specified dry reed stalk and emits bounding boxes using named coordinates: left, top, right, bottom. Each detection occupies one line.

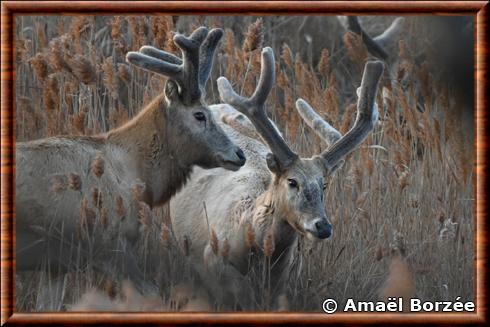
left=224, top=28, right=236, bottom=57
left=63, top=80, right=78, bottom=114
left=277, top=68, right=289, bottom=90
left=398, top=170, right=410, bottom=191
left=263, top=230, right=275, bottom=258
left=221, top=239, right=230, bottom=262
left=109, top=106, right=130, bottom=129
left=210, top=229, right=219, bottom=255
left=131, top=180, right=145, bottom=202
left=317, top=48, right=330, bottom=79
left=67, top=173, right=82, bottom=191
left=245, top=222, right=255, bottom=249
left=242, top=18, right=263, bottom=53
left=160, top=224, right=170, bottom=248
left=170, top=283, right=212, bottom=311
left=110, top=16, right=123, bottom=40
left=182, top=236, right=190, bottom=257
left=375, top=246, right=384, bottom=261
left=325, top=73, right=340, bottom=119
left=104, top=279, right=117, bottom=299
left=115, top=195, right=125, bottom=218
left=91, top=187, right=102, bottom=209
left=378, top=255, right=416, bottom=311
left=71, top=110, right=86, bottom=135
left=277, top=293, right=289, bottom=311
left=165, top=30, right=179, bottom=54
left=117, top=63, right=131, bottom=84
left=29, top=53, right=48, bottom=82
left=100, top=207, right=108, bottom=228
left=35, top=21, right=48, bottom=49
left=91, top=153, right=105, bottom=178
left=150, top=16, right=170, bottom=50
left=68, top=16, right=90, bottom=54
left=342, top=31, right=369, bottom=67
left=79, top=197, right=96, bottom=234
left=127, top=17, right=148, bottom=49
left=340, top=103, right=356, bottom=135
left=47, top=36, right=70, bottom=73
left=281, top=43, right=294, bottom=70
left=50, top=175, right=67, bottom=195
left=101, top=56, right=118, bottom=99
left=70, top=54, right=96, bottom=85
left=17, top=97, right=42, bottom=140
left=138, top=201, right=152, bottom=233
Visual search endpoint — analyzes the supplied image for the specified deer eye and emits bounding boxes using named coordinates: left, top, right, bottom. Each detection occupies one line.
left=323, top=183, right=327, bottom=191
left=193, top=112, right=206, bottom=122
left=287, top=178, right=298, bottom=188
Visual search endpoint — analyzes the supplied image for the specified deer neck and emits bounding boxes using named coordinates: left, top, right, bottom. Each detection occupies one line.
left=106, top=94, right=193, bottom=207
left=252, top=187, right=298, bottom=260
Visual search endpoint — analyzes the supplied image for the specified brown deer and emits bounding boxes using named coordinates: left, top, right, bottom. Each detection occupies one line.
left=170, top=47, right=384, bottom=309
left=15, top=27, right=246, bottom=288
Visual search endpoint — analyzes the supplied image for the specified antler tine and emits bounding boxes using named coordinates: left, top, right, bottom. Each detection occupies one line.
left=373, top=17, right=405, bottom=49
left=139, top=28, right=224, bottom=95
left=126, top=26, right=210, bottom=104
left=139, top=46, right=182, bottom=65
left=126, top=51, right=181, bottom=75
left=295, top=99, right=342, bottom=148
left=173, top=27, right=208, bottom=103
left=347, top=16, right=389, bottom=60
left=347, top=16, right=405, bottom=61
left=217, top=47, right=298, bottom=169
left=199, top=28, right=224, bottom=92
left=321, top=60, right=384, bottom=170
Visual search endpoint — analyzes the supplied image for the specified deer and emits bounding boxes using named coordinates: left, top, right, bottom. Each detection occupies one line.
left=337, top=16, right=405, bottom=61
left=15, top=26, right=247, bottom=290
left=342, top=15, right=474, bottom=143
left=170, top=47, right=384, bottom=310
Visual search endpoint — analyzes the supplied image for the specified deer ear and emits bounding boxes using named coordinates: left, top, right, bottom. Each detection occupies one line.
left=164, top=79, right=180, bottom=103
left=266, top=153, right=282, bottom=174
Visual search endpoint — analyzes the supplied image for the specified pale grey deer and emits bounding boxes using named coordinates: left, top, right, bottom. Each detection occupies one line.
left=170, top=47, right=384, bottom=309
left=16, top=27, right=246, bottom=287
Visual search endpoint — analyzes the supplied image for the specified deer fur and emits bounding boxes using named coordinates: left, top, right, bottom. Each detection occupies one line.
left=170, top=48, right=384, bottom=309
left=15, top=27, right=246, bottom=288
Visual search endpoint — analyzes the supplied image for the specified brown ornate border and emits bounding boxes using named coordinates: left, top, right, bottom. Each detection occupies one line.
left=1, top=1, right=488, bottom=325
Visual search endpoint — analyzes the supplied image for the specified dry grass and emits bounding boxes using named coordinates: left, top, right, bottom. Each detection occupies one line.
left=15, top=15, right=474, bottom=311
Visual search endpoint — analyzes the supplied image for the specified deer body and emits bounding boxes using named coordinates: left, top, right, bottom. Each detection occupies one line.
left=170, top=48, right=384, bottom=309
left=171, top=106, right=306, bottom=307
left=16, top=27, right=246, bottom=284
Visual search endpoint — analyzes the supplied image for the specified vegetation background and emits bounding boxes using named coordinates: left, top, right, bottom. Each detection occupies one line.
left=15, top=15, right=474, bottom=311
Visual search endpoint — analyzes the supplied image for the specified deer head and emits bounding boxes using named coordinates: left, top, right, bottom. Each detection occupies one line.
left=126, top=27, right=246, bottom=171
left=218, top=48, right=383, bottom=240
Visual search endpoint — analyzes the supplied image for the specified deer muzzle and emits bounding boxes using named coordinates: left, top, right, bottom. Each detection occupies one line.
left=304, top=218, right=332, bottom=239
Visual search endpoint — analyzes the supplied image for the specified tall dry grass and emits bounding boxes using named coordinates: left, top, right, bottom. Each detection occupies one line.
left=15, top=15, right=474, bottom=311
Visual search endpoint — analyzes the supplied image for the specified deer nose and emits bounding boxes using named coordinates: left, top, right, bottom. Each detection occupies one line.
left=235, top=148, right=246, bottom=165
left=315, top=220, right=332, bottom=239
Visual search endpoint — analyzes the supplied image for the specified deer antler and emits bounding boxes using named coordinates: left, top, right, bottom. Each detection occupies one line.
left=347, top=16, right=404, bottom=60
left=126, top=27, right=223, bottom=104
left=319, top=60, right=384, bottom=171
left=295, top=99, right=342, bottom=147
left=217, top=47, right=298, bottom=170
